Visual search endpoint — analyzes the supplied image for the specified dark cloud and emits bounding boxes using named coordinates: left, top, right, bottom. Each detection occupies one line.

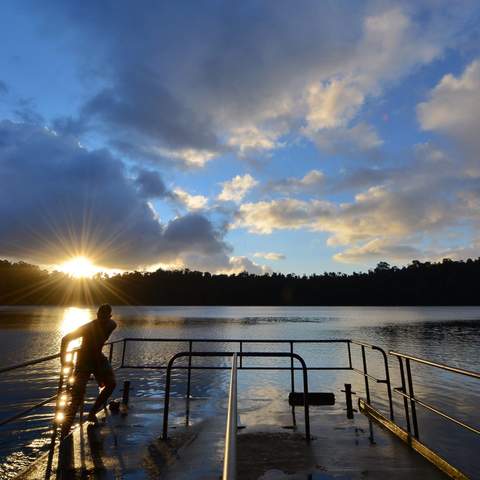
left=0, top=120, right=229, bottom=269
left=135, top=169, right=169, bottom=199
left=33, top=0, right=364, bottom=163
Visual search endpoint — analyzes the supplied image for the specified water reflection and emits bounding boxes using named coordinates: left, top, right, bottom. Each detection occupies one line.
left=60, top=307, right=91, bottom=336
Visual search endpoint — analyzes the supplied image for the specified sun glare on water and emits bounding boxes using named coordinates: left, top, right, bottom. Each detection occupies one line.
left=59, top=256, right=98, bottom=278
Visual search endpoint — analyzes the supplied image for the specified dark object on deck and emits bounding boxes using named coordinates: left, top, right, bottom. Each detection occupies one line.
left=122, top=380, right=130, bottom=405
left=342, top=383, right=356, bottom=419
left=288, top=392, right=335, bottom=407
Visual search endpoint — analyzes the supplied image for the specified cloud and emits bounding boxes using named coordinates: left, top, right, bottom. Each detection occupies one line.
left=33, top=1, right=473, bottom=163
left=309, top=123, right=382, bottom=155
left=173, top=188, right=208, bottom=211
left=253, top=252, right=286, bottom=261
left=227, top=256, right=272, bottom=275
left=218, top=174, right=258, bottom=203
left=0, top=120, right=230, bottom=270
left=417, top=59, right=480, bottom=157
left=333, top=238, right=424, bottom=264
left=227, top=126, right=280, bottom=156
left=0, top=80, right=8, bottom=95
left=268, top=170, right=324, bottom=195
left=135, top=169, right=169, bottom=198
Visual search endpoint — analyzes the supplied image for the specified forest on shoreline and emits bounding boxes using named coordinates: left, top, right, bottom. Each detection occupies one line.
left=1, top=257, right=479, bottom=306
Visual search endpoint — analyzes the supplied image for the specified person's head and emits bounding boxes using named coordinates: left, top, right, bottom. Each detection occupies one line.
left=97, top=304, right=112, bottom=321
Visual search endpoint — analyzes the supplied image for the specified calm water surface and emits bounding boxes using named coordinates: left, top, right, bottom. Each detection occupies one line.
left=0, top=306, right=479, bottom=478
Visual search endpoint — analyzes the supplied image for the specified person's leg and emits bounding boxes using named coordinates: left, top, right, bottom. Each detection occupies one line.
left=88, top=364, right=116, bottom=421
left=61, top=372, right=89, bottom=438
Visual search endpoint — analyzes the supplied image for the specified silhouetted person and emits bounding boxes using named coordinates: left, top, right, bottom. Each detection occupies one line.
left=60, top=304, right=117, bottom=438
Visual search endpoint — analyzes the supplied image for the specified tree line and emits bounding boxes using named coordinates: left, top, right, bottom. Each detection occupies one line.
left=0, top=257, right=479, bottom=306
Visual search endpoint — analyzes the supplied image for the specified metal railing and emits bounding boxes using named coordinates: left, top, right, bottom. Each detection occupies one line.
left=389, top=350, right=480, bottom=439
left=118, top=337, right=394, bottom=422
left=0, top=337, right=393, bottom=478
left=0, top=353, right=63, bottom=428
left=161, top=350, right=311, bottom=442
left=222, top=354, right=238, bottom=480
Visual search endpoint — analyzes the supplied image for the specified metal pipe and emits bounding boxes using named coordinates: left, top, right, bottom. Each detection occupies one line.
left=290, top=341, right=296, bottom=427
left=372, top=345, right=394, bottom=421
left=162, top=351, right=311, bottom=442
left=121, top=339, right=127, bottom=368
left=397, top=357, right=411, bottom=435
left=361, top=345, right=374, bottom=442
left=185, top=340, right=193, bottom=426
left=393, top=388, right=480, bottom=436
left=222, top=354, right=238, bottom=480
left=389, top=351, right=480, bottom=379
left=0, top=394, right=57, bottom=427
left=0, top=353, right=60, bottom=374
left=347, top=341, right=352, bottom=369
left=405, top=359, right=419, bottom=439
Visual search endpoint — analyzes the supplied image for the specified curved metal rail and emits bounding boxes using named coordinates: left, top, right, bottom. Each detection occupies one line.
left=161, top=351, right=311, bottom=442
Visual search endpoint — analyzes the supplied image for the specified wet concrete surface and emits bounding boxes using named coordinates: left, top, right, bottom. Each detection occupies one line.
left=17, top=393, right=447, bottom=479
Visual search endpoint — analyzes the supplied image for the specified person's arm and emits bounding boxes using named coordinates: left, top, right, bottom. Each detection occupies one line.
left=60, top=324, right=89, bottom=355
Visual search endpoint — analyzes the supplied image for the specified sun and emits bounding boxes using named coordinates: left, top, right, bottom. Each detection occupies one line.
left=59, top=256, right=98, bottom=278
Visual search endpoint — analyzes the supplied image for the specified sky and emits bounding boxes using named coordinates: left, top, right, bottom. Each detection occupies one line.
left=0, top=0, right=480, bottom=275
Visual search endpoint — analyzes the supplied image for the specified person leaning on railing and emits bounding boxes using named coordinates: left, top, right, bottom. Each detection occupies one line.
left=59, top=304, right=117, bottom=438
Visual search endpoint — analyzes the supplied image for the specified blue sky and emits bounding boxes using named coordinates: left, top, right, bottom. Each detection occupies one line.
left=1, top=1, right=480, bottom=275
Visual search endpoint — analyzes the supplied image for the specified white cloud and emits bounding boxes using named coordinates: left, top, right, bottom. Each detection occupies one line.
left=173, top=187, right=208, bottom=211
left=333, top=238, right=423, bottom=264
left=305, top=79, right=364, bottom=130
left=148, top=146, right=217, bottom=168
left=417, top=59, right=480, bottom=156
left=218, top=174, right=258, bottom=203
left=253, top=252, right=286, bottom=261
left=227, top=256, right=272, bottom=275
left=227, top=126, right=280, bottom=155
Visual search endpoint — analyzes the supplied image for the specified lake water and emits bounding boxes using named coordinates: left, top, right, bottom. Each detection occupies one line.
left=0, top=306, right=479, bottom=478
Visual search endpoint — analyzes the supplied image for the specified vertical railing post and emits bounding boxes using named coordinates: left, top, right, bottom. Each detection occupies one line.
left=121, top=339, right=127, bottom=368
left=373, top=346, right=394, bottom=421
left=185, top=341, right=193, bottom=426
left=397, top=357, right=412, bottom=435
left=162, top=355, right=175, bottom=440
left=290, top=341, right=296, bottom=427
left=239, top=341, right=243, bottom=369
left=347, top=341, right=352, bottom=369
left=298, top=356, right=310, bottom=442
left=361, top=345, right=371, bottom=404
left=222, top=353, right=238, bottom=480
left=405, top=358, right=419, bottom=439
left=361, top=345, right=374, bottom=442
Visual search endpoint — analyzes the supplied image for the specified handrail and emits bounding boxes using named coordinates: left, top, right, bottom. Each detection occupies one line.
left=223, top=354, right=237, bottom=480
left=0, top=394, right=57, bottom=427
left=0, top=353, right=60, bottom=374
left=389, top=351, right=480, bottom=380
left=389, top=350, right=480, bottom=441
